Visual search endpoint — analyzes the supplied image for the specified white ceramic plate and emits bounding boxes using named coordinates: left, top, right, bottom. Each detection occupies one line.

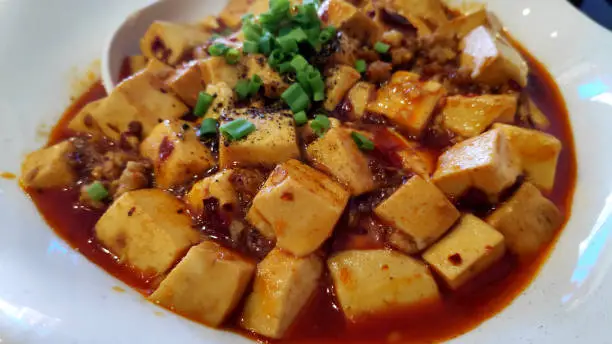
left=1, top=0, right=611, bottom=343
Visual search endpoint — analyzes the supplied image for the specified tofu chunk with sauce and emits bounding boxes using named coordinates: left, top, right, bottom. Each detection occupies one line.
left=384, top=0, right=449, bottom=36
left=245, top=54, right=288, bottom=98
left=199, top=56, right=241, bottom=89
left=95, top=189, right=200, bottom=276
left=68, top=99, right=104, bottom=137
left=140, top=21, right=211, bottom=65
left=432, top=128, right=521, bottom=201
left=375, top=175, right=460, bottom=251
left=486, top=182, right=562, bottom=259
left=21, top=141, right=76, bottom=189
left=347, top=82, right=375, bottom=119
left=320, top=0, right=382, bottom=44
left=240, top=249, right=323, bottom=339
left=185, top=170, right=236, bottom=217
left=436, top=9, right=501, bottom=39
left=374, top=128, right=435, bottom=177
left=367, top=72, right=446, bottom=137
left=423, top=214, right=506, bottom=289
left=324, top=65, right=362, bottom=111
left=219, top=108, right=300, bottom=168
left=441, top=94, right=518, bottom=138
left=461, top=26, right=529, bottom=87
left=493, top=123, right=562, bottom=192
left=165, top=60, right=205, bottom=107
left=306, top=127, right=375, bottom=195
left=246, top=159, right=350, bottom=256
left=328, top=249, right=440, bottom=321
left=149, top=241, right=255, bottom=327
left=199, top=82, right=234, bottom=120
left=140, top=120, right=214, bottom=189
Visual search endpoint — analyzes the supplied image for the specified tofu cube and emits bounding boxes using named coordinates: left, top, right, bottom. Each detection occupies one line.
left=68, top=99, right=104, bottom=136
left=126, top=55, right=149, bottom=76
left=461, top=26, right=529, bottom=87
left=486, top=182, right=562, bottom=259
left=165, top=60, right=205, bottom=107
left=324, top=65, right=362, bottom=111
left=199, top=56, right=241, bottom=89
left=493, top=123, right=562, bottom=192
left=306, top=127, right=375, bottom=195
left=140, top=21, right=211, bottom=65
left=198, top=82, right=235, bottom=120
left=423, top=214, right=506, bottom=289
left=219, top=108, right=300, bottom=168
left=246, top=159, right=350, bottom=256
left=347, top=81, right=375, bottom=119
left=436, top=9, right=501, bottom=39
left=375, top=175, right=460, bottom=251
left=245, top=54, right=288, bottom=98
left=149, top=241, right=255, bottom=327
left=95, top=189, right=200, bottom=275
left=240, top=249, right=323, bottom=339
left=328, top=249, right=440, bottom=321
left=143, top=59, right=176, bottom=80
left=432, top=128, right=521, bottom=201
left=21, top=141, right=76, bottom=189
left=441, top=94, right=518, bottom=138
left=185, top=170, right=237, bottom=216
left=367, top=71, right=446, bottom=137
left=320, top=0, right=382, bottom=44
left=386, top=0, right=448, bottom=36
left=140, top=120, right=215, bottom=189
left=374, top=128, right=435, bottom=177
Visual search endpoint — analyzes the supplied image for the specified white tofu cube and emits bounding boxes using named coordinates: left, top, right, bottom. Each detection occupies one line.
left=199, top=56, right=240, bottom=89
left=423, top=214, right=506, bottom=289
left=493, top=123, right=562, bottom=192
left=486, top=182, right=562, bottom=259
left=240, top=249, right=323, bottom=339
left=367, top=71, right=446, bottom=137
left=149, top=241, right=255, bottom=327
left=140, top=120, right=215, bottom=189
left=198, top=82, right=234, bottom=120
left=185, top=170, right=236, bottom=217
left=68, top=99, right=104, bottom=137
left=140, top=21, right=211, bottom=65
left=246, top=159, right=350, bottom=256
left=375, top=175, right=460, bottom=251
left=328, top=249, right=440, bottom=321
left=165, top=60, right=205, bottom=107
left=245, top=54, right=288, bottom=98
left=346, top=82, right=375, bottom=119
left=432, top=128, right=521, bottom=201
left=219, top=108, right=300, bottom=168
left=386, top=0, right=449, bottom=36
left=436, top=9, right=501, bottom=39
left=320, top=0, right=383, bottom=44
left=324, top=65, right=362, bottom=111
left=95, top=189, right=200, bottom=276
left=461, top=26, right=529, bottom=87
left=374, top=128, right=435, bottom=177
left=441, top=94, right=518, bottom=138
left=21, top=141, right=76, bottom=189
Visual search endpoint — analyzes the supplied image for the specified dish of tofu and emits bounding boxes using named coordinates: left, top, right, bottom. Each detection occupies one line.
left=19, top=0, right=576, bottom=343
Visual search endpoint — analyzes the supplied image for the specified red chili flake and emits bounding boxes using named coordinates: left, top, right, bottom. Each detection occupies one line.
left=448, top=253, right=463, bottom=265
left=158, top=136, right=174, bottom=162
left=127, top=207, right=136, bottom=217
left=280, top=192, right=294, bottom=201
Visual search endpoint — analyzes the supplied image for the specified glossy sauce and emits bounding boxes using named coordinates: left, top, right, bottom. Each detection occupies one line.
left=24, top=43, right=576, bottom=343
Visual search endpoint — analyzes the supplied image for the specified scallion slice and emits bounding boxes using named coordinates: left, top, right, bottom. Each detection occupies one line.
left=351, top=131, right=375, bottom=151
left=220, top=119, right=256, bottom=141
left=208, top=43, right=228, bottom=56
left=290, top=55, right=309, bottom=72
left=86, top=181, right=108, bottom=202
left=194, top=91, right=215, bottom=117
left=243, top=41, right=259, bottom=54
left=374, top=41, right=390, bottom=54
left=198, top=118, right=218, bottom=137
left=319, top=26, right=336, bottom=43
left=282, top=83, right=311, bottom=113
left=293, top=111, right=308, bottom=126
left=225, top=48, right=241, bottom=64
left=235, top=79, right=251, bottom=100
left=276, top=35, right=299, bottom=53
left=310, top=114, right=330, bottom=137
left=355, top=59, right=367, bottom=74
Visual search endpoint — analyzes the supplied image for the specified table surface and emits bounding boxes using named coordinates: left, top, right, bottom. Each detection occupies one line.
left=569, top=0, right=612, bottom=29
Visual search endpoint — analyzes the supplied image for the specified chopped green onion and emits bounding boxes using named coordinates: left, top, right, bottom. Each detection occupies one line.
left=259, top=13, right=281, bottom=32
left=285, top=28, right=308, bottom=42
left=259, top=32, right=274, bottom=56
left=208, top=43, right=228, bottom=56
left=241, top=13, right=255, bottom=23
left=194, top=91, right=215, bottom=117
left=250, top=75, right=263, bottom=94
left=279, top=61, right=294, bottom=74
left=277, top=35, right=299, bottom=53
left=225, top=48, right=241, bottom=64
left=374, top=41, right=390, bottom=54
left=310, top=114, right=330, bottom=137
left=270, top=0, right=291, bottom=15
left=355, top=59, right=367, bottom=74
left=293, top=111, right=308, bottom=126
left=198, top=118, right=217, bottom=137
left=319, top=26, right=336, bottom=43
left=86, top=181, right=108, bottom=202
left=268, top=49, right=287, bottom=67
left=306, top=70, right=324, bottom=100
left=243, top=40, right=259, bottom=53
left=235, top=79, right=251, bottom=99
left=351, top=131, right=375, bottom=151
left=243, top=21, right=263, bottom=41
left=220, top=119, right=256, bottom=141
left=282, top=83, right=311, bottom=113
left=290, top=55, right=309, bottom=73
left=296, top=71, right=313, bottom=95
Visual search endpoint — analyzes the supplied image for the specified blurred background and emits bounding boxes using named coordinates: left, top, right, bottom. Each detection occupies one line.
left=568, top=0, right=612, bottom=30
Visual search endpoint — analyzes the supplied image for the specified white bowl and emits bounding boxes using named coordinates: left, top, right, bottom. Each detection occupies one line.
left=0, top=0, right=611, bottom=343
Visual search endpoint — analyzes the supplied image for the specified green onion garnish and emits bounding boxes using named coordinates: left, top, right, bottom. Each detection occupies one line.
left=310, top=114, right=330, bottom=137
left=374, top=41, right=390, bottom=54
left=290, top=55, right=309, bottom=72
left=355, top=59, right=367, bottom=74
left=319, top=26, right=336, bottom=44
left=282, top=83, right=311, bottom=113
left=293, top=111, right=308, bottom=126
left=225, top=48, right=241, bottom=65
left=86, top=181, right=108, bottom=202
left=276, top=35, right=299, bottom=53
left=351, top=131, right=375, bottom=151
left=259, top=32, right=274, bottom=56
left=286, top=28, right=308, bottom=42
left=194, top=91, right=215, bottom=117
left=220, top=119, right=256, bottom=141
left=208, top=43, right=228, bottom=56
left=198, top=118, right=218, bottom=137
left=243, top=21, right=263, bottom=41
left=250, top=75, right=263, bottom=95
left=243, top=41, right=259, bottom=54
left=235, top=79, right=251, bottom=99
left=279, top=61, right=294, bottom=74
left=268, top=49, right=287, bottom=68
left=307, top=71, right=325, bottom=101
